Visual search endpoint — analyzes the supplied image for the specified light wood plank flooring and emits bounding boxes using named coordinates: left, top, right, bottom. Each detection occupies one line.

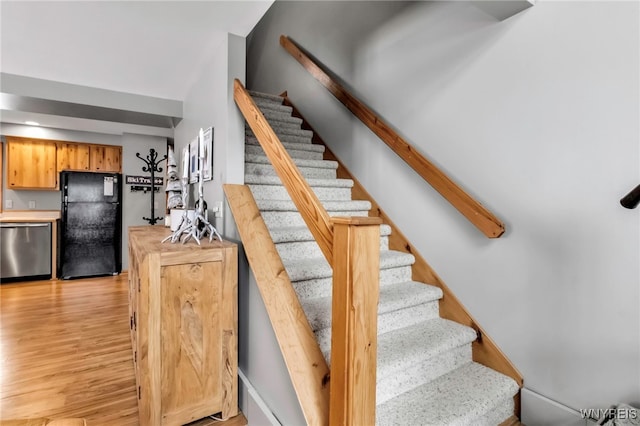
left=0, top=274, right=246, bottom=426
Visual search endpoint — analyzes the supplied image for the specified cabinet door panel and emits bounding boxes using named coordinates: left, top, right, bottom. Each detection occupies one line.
left=57, top=142, right=90, bottom=172
left=7, top=137, right=57, bottom=189
left=160, top=261, right=222, bottom=419
left=90, top=145, right=122, bottom=172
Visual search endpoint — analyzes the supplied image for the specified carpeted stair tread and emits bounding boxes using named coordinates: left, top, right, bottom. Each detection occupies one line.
left=293, top=266, right=413, bottom=300
left=246, top=144, right=323, bottom=161
left=246, top=175, right=352, bottom=188
left=256, top=199, right=370, bottom=213
left=246, top=124, right=313, bottom=139
left=248, top=90, right=284, bottom=103
left=246, top=135, right=323, bottom=151
left=246, top=163, right=336, bottom=180
left=284, top=250, right=415, bottom=282
left=261, top=109, right=303, bottom=125
left=269, top=224, right=390, bottom=243
left=376, top=362, right=519, bottom=426
left=246, top=153, right=338, bottom=170
left=301, top=281, right=443, bottom=333
left=253, top=101, right=293, bottom=115
left=376, top=318, right=475, bottom=381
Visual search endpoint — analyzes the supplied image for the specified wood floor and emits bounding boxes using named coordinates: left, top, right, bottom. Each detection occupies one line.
left=0, top=274, right=246, bottom=426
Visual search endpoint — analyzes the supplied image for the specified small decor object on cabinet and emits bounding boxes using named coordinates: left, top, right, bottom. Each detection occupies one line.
left=189, top=138, right=199, bottom=184
left=128, top=226, right=238, bottom=426
left=165, top=146, right=183, bottom=210
left=163, top=128, right=222, bottom=245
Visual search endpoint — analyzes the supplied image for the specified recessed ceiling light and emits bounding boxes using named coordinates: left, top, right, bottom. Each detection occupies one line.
left=25, top=121, right=40, bottom=126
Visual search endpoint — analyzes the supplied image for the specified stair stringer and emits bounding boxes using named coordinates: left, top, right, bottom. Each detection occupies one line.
left=281, top=92, right=525, bottom=418
left=224, top=184, right=329, bottom=426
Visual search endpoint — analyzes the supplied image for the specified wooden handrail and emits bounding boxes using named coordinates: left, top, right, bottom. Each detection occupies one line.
left=620, top=184, right=640, bottom=209
left=280, top=35, right=506, bottom=238
left=234, top=79, right=334, bottom=262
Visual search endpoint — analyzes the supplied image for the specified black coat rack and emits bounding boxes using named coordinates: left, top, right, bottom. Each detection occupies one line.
left=136, top=148, right=167, bottom=225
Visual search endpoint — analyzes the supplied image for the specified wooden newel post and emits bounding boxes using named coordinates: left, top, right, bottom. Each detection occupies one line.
left=329, top=216, right=382, bottom=426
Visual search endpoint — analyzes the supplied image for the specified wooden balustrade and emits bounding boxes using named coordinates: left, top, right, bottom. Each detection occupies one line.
left=233, top=80, right=381, bottom=426
left=330, top=217, right=381, bottom=426
left=280, top=35, right=505, bottom=239
left=234, top=79, right=334, bottom=262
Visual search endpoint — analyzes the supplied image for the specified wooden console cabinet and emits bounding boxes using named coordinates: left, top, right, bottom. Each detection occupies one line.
left=128, top=226, right=238, bottom=426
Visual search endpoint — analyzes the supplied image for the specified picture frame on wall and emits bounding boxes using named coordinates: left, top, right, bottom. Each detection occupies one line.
left=189, top=138, right=199, bottom=184
left=202, top=127, right=214, bottom=181
left=182, top=145, right=190, bottom=182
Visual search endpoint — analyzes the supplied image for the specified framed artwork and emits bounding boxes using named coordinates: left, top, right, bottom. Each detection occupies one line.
left=189, top=138, right=199, bottom=184
left=181, top=145, right=190, bottom=181
left=202, top=127, right=214, bottom=181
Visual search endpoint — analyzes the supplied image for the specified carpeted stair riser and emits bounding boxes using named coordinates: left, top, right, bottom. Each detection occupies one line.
left=261, top=109, right=303, bottom=126
left=378, top=345, right=472, bottom=406
left=248, top=90, right=284, bottom=103
left=253, top=100, right=293, bottom=115
left=244, top=90, right=519, bottom=426
left=268, top=224, right=389, bottom=244
left=475, top=399, right=517, bottom=426
left=246, top=132, right=314, bottom=145
left=246, top=153, right=338, bottom=171
left=283, top=250, right=413, bottom=283
left=307, top=282, right=445, bottom=359
left=246, top=124, right=313, bottom=140
left=374, top=319, right=476, bottom=404
left=261, top=209, right=369, bottom=228
left=246, top=144, right=324, bottom=161
left=292, top=266, right=413, bottom=300
left=246, top=135, right=322, bottom=153
left=276, top=236, right=389, bottom=262
left=313, top=302, right=441, bottom=361
left=245, top=163, right=336, bottom=180
left=250, top=183, right=352, bottom=202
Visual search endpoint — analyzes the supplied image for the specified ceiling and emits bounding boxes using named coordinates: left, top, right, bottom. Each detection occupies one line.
left=0, top=0, right=274, bottom=136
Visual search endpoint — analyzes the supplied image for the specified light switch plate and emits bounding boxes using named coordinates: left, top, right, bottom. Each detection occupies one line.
left=28, top=200, right=36, bottom=209
left=5, top=199, right=13, bottom=209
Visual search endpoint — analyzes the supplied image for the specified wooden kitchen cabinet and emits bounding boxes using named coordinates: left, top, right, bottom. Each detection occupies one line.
left=128, top=226, right=238, bottom=426
left=56, top=142, right=90, bottom=173
left=89, top=144, right=121, bottom=172
left=6, top=136, right=58, bottom=190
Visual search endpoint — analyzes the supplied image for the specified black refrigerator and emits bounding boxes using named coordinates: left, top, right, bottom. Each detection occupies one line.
left=59, top=171, right=122, bottom=279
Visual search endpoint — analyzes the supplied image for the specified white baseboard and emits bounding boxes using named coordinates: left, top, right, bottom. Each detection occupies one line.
left=522, top=388, right=597, bottom=426
left=238, top=368, right=282, bottom=426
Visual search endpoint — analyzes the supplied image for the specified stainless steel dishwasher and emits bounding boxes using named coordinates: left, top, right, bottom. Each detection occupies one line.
left=1, top=222, right=52, bottom=280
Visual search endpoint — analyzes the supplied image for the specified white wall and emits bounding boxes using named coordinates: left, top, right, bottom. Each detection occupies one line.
left=1, top=124, right=167, bottom=269
left=248, top=0, right=640, bottom=423
left=173, top=33, right=247, bottom=240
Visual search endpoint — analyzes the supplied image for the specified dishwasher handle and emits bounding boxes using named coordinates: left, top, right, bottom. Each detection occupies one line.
left=0, top=222, right=51, bottom=228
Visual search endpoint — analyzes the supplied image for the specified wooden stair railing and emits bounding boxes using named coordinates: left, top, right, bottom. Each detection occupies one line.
left=620, top=183, right=640, bottom=209
left=233, top=79, right=381, bottom=426
left=281, top=93, right=524, bottom=417
left=280, top=35, right=505, bottom=239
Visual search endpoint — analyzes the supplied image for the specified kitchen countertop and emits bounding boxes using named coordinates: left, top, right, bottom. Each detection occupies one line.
left=0, top=210, right=61, bottom=222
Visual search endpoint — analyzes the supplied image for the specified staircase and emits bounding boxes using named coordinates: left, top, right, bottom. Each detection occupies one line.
left=243, top=90, right=519, bottom=425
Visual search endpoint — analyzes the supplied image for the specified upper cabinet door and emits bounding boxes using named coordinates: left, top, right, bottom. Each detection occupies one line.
left=57, top=142, right=90, bottom=173
left=90, top=145, right=122, bottom=173
left=6, top=137, right=58, bottom=190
